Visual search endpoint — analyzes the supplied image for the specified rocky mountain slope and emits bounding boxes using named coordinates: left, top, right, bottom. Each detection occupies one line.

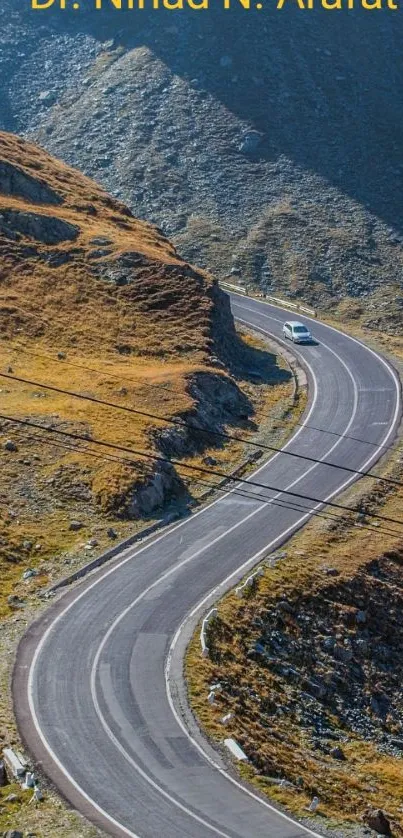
left=1, top=3, right=403, bottom=332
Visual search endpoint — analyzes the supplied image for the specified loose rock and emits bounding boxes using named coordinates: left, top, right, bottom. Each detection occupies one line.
left=330, top=746, right=346, bottom=761
left=69, top=520, right=83, bottom=531
left=363, top=809, right=392, bottom=836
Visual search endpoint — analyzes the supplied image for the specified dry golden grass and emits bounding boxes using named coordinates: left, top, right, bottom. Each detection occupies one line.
left=0, top=134, right=226, bottom=612
left=0, top=131, right=222, bottom=362
left=0, top=325, right=299, bottom=617
left=0, top=135, right=305, bottom=632
left=0, top=339, right=203, bottom=619
left=0, top=132, right=178, bottom=259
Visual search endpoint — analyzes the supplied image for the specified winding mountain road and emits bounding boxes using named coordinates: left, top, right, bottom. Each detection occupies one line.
left=14, top=294, right=401, bottom=838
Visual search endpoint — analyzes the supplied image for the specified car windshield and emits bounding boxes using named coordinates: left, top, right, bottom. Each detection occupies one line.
left=293, top=326, right=309, bottom=333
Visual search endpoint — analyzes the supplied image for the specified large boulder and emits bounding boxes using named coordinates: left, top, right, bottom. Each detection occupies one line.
left=0, top=159, right=62, bottom=205
left=0, top=209, right=79, bottom=244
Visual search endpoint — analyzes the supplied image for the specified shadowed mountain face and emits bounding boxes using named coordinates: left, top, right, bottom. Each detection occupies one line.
left=1, top=2, right=402, bottom=330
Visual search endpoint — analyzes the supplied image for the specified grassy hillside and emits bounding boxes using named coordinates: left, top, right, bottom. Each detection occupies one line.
left=187, top=444, right=403, bottom=833
left=0, top=131, right=226, bottom=357
left=0, top=133, right=303, bottom=837
left=0, top=132, right=298, bottom=619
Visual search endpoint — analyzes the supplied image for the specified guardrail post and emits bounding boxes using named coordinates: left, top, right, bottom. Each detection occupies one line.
left=200, top=608, right=218, bottom=658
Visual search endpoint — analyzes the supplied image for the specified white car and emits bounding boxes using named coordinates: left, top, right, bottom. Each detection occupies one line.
left=282, top=320, right=313, bottom=344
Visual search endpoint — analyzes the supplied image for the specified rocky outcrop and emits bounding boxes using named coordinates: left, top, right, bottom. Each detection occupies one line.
left=243, top=551, right=403, bottom=754
left=0, top=159, right=62, bottom=205
left=154, top=371, right=252, bottom=460
left=196, top=542, right=403, bottom=825
left=123, top=461, right=187, bottom=519
left=0, top=209, right=79, bottom=244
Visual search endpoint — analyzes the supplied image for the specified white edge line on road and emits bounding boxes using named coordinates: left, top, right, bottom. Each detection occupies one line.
left=165, top=403, right=398, bottom=838
left=88, top=324, right=361, bottom=835
left=26, top=312, right=320, bottom=838
left=26, top=307, right=401, bottom=838
left=89, top=357, right=357, bottom=838
left=164, top=308, right=401, bottom=838
left=231, top=292, right=402, bottom=405
left=90, top=658, right=232, bottom=837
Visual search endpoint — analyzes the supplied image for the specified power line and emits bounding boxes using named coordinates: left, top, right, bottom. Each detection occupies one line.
left=3, top=341, right=396, bottom=452
left=0, top=294, right=304, bottom=422
left=1, top=412, right=402, bottom=529
left=4, top=423, right=401, bottom=540
left=2, top=339, right=271, bottom=422
left=1, top=372, right=402, bottom=490
left=0, top=423, right=342, bottom=517
left=293, top=422, right=395, bottom=451
left=3, top=342, right=192, bottom=399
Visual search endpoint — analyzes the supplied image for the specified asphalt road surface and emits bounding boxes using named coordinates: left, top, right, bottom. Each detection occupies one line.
left=14, top=295, right=401, bottom=838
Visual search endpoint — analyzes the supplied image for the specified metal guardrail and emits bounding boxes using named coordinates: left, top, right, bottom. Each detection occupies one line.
left=220, top=281, right=247, bottom=294
left=219, top=282, right=317, bottom=318
left=235, top=567, right=264, bottom=598
left=200, top=607, right=218, bottom=658
left=266, top=296, right=317, bottom=317
left=299, top=305, right=317, bottom=317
